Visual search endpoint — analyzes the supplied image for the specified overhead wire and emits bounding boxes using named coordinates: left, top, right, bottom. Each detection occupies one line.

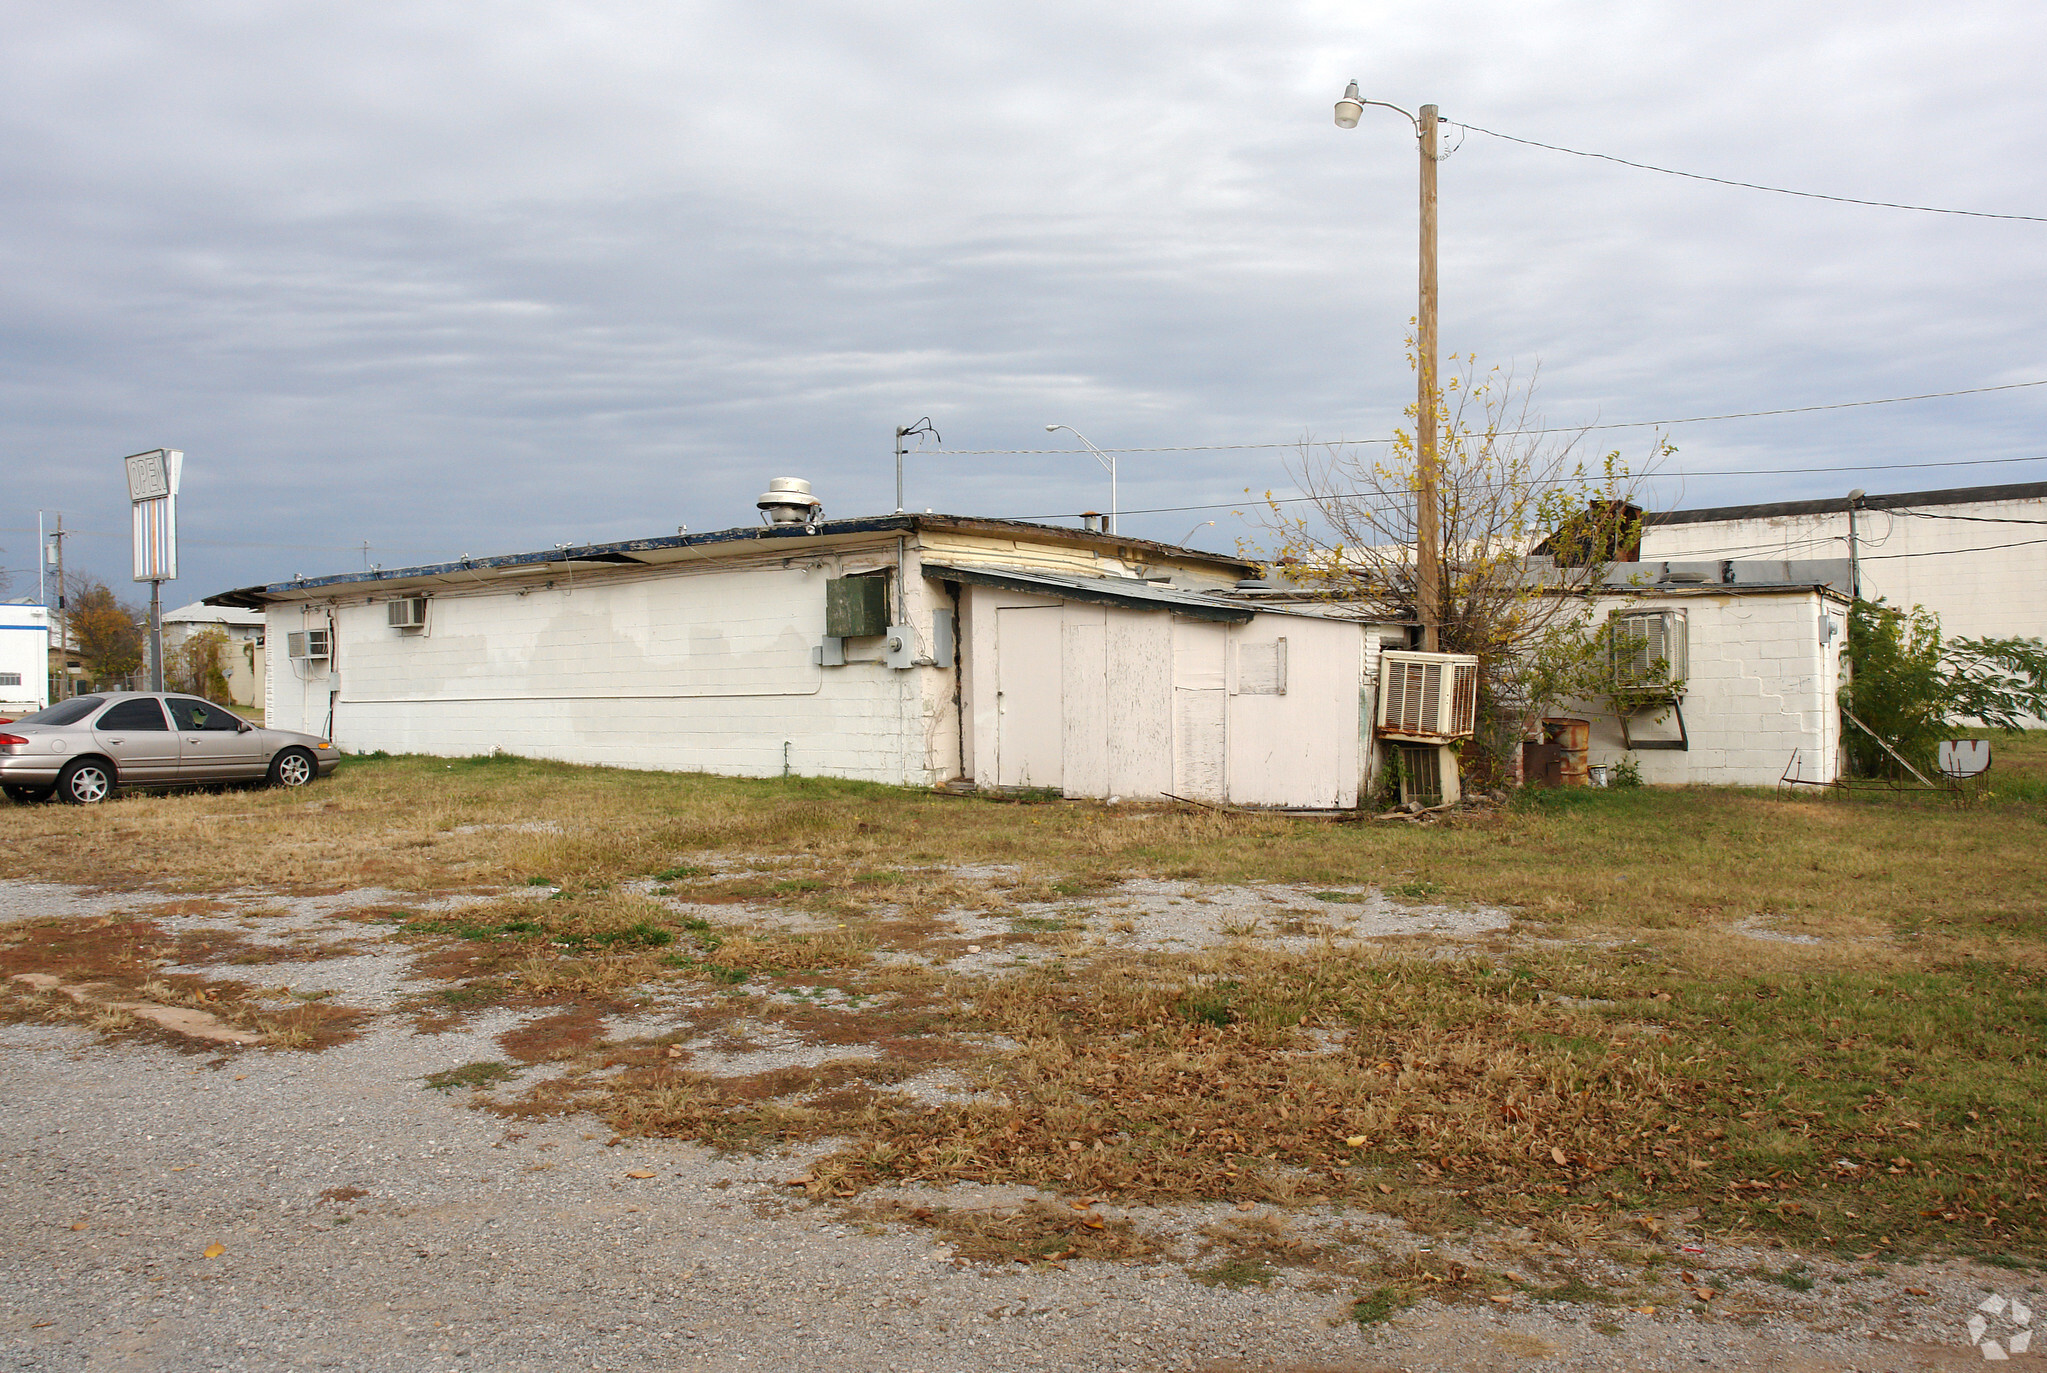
left=927, top=378, right=2047, bottom=455
left=1455, top=123, right=2047, bottom=224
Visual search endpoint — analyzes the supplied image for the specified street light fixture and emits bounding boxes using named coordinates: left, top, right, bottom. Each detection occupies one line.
left=1044, top=425, right=1117, bottom=534
left=1334, top=78, right=1444, bottom=652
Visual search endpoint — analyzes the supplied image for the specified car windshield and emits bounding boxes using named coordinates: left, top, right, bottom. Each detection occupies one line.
left=9, top=696, right=104, bottom=727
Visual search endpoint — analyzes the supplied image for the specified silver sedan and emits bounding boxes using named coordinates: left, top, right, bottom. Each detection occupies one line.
left=0, top=692, right=339, bottom=805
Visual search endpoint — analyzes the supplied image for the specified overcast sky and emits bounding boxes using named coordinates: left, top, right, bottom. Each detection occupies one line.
left=4, top=0, right=2044, bottom=602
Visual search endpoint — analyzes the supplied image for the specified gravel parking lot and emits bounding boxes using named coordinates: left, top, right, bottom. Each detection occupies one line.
left=1, top=876, right=2028, bottom=1373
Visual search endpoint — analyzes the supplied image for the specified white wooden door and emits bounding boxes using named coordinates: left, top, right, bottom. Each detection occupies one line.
left=1171, top=619, right=1228, bottom=802
left=996, top=607, right=1063, bottom=789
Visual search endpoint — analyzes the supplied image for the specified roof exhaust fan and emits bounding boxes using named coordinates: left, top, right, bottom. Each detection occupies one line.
left=757, top=477, right=823, bottom=526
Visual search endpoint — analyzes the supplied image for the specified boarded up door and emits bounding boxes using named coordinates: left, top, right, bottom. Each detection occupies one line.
left=996, top=606, right=1063, bottom=789
left=1171, top=619, right=1227, bottom=802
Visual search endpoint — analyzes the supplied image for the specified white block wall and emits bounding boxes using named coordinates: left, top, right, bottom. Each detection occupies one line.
left=1643, top=493, right=2047, bottom=645
left=266, top=561, right=958, bottom=786
left=0, top=602, right=51, bottom=716
left=1557, top=590, right=1845, bottom=787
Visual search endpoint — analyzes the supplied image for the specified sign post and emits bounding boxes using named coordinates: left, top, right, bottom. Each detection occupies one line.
left=125, top=448, right=181, bottom=693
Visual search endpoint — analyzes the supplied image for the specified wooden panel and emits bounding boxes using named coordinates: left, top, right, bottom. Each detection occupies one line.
left=1171, top=619, right=1228, bottom=802
left=1061, top=605, right=1108, bottom=798
left=1105, top=608, right=1173, bottom=798
left=996, top=606, right=1063, bottom=789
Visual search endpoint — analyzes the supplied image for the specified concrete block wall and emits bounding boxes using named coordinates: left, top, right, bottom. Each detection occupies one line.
left=1643, top=494, right=2047, bottom=644
left=267, top=561, right=956, bottom=786
left=1564, top=590, right=1844, bottom=787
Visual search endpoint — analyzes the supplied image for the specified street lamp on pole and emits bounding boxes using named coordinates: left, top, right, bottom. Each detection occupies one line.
left=1044, top=425, right=1117, bottom=534
left=1334, top=79, right=1443, bottom=652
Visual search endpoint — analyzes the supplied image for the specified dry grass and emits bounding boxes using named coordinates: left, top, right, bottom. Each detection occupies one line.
left=5, top=742, right=2045, bottom=1262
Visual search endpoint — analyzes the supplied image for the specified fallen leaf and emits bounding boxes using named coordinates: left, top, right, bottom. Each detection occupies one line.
left=1376, top=1183, right=1393, bottom=1195
left=1344, top=1135, right=1368, bottom=1148
left=1694, top=1288, right=1717, bottom=1301
left=625, top=1170, right=656, bottom=1179
left=202, top=1243, right=225, bottom=1259
left=1904, top=1286, right=1930, bottom=1297
left=69, top=1223, right=87, bottom=1232
left=1082, top=1218, right=1105, bottom=1230
left=169, top=1166, right=190, bottom=1173
left=1502, top=1271, right=1523, bottom=1284
left=1235, top=1201, right=1255, bottom=1212
left=782, top=1175, right=813, bottom=1188
left=1550, top=1147, right=1568, bottom=1166
left=1635, top=1306, right=1656, bottom=1315
left=666, top=1046, right=683, bottom=1058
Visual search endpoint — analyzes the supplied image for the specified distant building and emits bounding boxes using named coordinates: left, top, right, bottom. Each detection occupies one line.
left=1642, top=480, right=2047, bottom=644
left=0, top=600, right=51, bottom=718
left=162, top=601, right=267, bottom=709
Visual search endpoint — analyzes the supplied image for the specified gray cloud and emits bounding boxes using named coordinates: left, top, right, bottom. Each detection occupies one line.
left=3, top=0, right=2044, bottom=599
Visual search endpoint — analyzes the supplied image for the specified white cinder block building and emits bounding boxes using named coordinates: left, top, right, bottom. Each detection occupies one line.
left=1556, top=584, right=1851, bottom=787
left=210, top=513, right=1386, bottom=808
left=161, top=601, right=267, bottom=708
left=0, top=600, right=52, bottom=718
left=1642, top=480, right=2047, bottom=644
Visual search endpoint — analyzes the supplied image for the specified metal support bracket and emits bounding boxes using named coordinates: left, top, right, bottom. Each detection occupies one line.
left=1620, top=699, right=1688, bottom=751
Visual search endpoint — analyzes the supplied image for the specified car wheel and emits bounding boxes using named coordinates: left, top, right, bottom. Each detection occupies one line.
left=55, top=759, right=114, bottom=805
left=4, top=783, right=54, bottom=803
left=269, top=747, right=318, bottom=789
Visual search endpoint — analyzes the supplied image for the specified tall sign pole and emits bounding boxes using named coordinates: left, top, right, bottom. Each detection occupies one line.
left=125, top=448, right=181, bottom=692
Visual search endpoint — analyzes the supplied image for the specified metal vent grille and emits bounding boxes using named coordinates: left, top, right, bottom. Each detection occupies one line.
left=1377, top=650, right=1480, bottom=740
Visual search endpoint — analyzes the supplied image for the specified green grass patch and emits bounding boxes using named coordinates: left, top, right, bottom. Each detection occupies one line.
left=1192, top=1257, right=1275, bottom=1288
left=1350, top=1287, right=1411, bottom=1325
left=423, top=1060, right=516, bottom=1091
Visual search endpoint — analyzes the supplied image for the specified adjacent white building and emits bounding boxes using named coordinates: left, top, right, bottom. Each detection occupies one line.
left=1641, top=480, right=2047, bottom=644
left=0, top=600, right=51, bottom=718
left=162, top=601, right=267, bottom=708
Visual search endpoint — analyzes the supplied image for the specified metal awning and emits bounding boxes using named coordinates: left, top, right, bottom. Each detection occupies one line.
left=921, top=562, right=1255, bottom=623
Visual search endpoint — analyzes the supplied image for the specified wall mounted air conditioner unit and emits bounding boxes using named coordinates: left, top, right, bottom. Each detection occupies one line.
left=1609, top=610, right=1688, bottom=696
left=387, top=597, right=428, bottom=630
left=286, top=629, right=331, bottom=661
left=1376, top=650, right=1479, bottom=742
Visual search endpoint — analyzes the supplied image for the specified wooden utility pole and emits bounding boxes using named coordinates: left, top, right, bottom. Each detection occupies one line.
left=1415, top=104, right=1441, bottom=653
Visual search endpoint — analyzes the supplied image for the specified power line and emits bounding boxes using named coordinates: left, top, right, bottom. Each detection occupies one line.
left=1862, top=535, right=2047, bottom=561
left=1457, top=123, right=2047, bottom=224
left=1889, top=507, right=2047, bottom=527
left=1000, top=451, right=2047, bottom=524
left=928, top=377, right=2047, bottom=455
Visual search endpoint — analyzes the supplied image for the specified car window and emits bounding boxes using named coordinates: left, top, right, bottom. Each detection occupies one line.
left=95, top=698, right=170, bottom=732
left=10, top=696, right=105, bottom=726
left=169, top=697, right=240, bottom=731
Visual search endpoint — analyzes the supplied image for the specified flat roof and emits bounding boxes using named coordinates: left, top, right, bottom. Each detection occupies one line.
left=924, top=562, right=1257, bottom=623
left=206, top=513, right=1259, bottom=609
left=1648, top=479, right=2047, bottom=527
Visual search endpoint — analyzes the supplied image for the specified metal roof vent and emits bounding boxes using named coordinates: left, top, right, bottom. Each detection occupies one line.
left=757, top=477, right=822, bottom=526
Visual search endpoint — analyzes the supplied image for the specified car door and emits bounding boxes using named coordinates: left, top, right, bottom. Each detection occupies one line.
left=89, top=697, right=179, bottom=783
left=166, top=696, right=269, bottom=781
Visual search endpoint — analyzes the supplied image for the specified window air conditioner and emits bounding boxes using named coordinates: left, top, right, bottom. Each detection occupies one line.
left=387, top=597, right=428, bottom=630
left=1609, top=610, right=1688, bottom=696
left=1376, top=650, right=1479, bottom=741
left=286, top=629, right=331, bottom=661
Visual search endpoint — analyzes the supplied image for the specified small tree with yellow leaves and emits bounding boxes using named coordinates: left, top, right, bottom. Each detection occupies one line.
left=1256, top=350, right=1667, bottom=784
